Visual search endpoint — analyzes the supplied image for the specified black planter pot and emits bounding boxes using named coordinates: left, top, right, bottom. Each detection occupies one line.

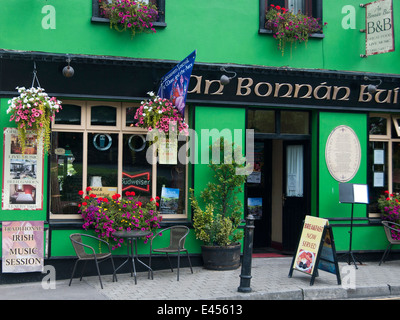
left=201, top=243, right=241, bottom=270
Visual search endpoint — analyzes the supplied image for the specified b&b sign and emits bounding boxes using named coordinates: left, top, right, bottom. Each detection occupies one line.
left=363, top=0, right=394, bottom=56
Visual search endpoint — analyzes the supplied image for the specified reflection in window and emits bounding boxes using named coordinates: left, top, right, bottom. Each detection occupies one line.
left=369, top=117, right=387, bottom=135
left=91, top=106, right=117, bottom=126
left=126, top=107, right=139, bottom=127
left=122, top=134, right=152, bottom=202
left=55, top=104, right=81, bottom=125
left=50, top=132, right=83, bottom=214
left=281, top=111, right=309, bottom=134
left=87, top=133, right=118, bottom=188
left=248, top=109, right=275, bottom=133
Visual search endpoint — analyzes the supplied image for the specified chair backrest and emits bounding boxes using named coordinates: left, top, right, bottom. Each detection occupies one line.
left=169, top=226, right=189, bottom=249
left=382, top=221, right=400, bottom=244
left=70, top=233, right=91, bottom=259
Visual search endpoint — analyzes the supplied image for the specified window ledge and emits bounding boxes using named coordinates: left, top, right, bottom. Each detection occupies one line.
left=91, top=16, right=167, bottom=28
left=259, top=28, right=324, bottom=39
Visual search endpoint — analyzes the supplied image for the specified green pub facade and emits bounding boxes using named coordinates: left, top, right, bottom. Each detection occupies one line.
left=0, top=0, right=399, bottom=281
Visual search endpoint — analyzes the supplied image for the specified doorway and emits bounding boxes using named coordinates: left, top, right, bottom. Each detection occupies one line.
left=247, top=139, right=310, bottom=254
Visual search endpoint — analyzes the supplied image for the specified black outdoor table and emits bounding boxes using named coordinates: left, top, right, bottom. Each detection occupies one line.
left=113, top=230, right=154, bottom=284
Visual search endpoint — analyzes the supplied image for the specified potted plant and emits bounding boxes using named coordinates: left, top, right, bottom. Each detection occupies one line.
left=377, top=191, right=400, bottom=239
left=99, top=0, right=158, bottom=37
left=79, top=187, right=161, bottom=250
left=265, top=4, right=327, bottom=55
left=7, top=86, right=62, bottom=154
left=189, top=138, right=249, bottom=270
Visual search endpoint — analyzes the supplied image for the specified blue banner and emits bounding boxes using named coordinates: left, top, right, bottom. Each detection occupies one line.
left=157, top=50, right=196, bottom=117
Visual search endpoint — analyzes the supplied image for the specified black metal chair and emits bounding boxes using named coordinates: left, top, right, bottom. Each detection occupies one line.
left=379, top=221, right=400, bottom=265
left=69, top=233, right=117, bottom=289
left=149, top=226, right=193, bottom=281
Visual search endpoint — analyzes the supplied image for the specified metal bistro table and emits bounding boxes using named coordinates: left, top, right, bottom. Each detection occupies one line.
left=113, top=230, right=154, bottom=284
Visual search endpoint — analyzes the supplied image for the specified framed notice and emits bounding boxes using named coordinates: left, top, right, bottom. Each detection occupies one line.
left=2, top=221, right=44, bottom=273
left=2, top=128, right=44, bottom=210
left=364, top=0, right=394, bottom=56
left=159, top=187, right=180, bottom=215
left=289, top=216, right=341, bottom=286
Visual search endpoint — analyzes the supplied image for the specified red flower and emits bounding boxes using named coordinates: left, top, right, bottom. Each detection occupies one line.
left=84, top=196, right=90, bottom=200
left=150, top=197, right=154, bottom=202
left=86, top=187, right=92, bottom=191
left=82, top=202, right=87, bottom=206
left=155, top=202, right=159, bottom=207
left=90, top=193, right=96, bottom=198
left=78, top=190, right=84, bottom=196
left=155, top=196, right=160, bottom=200
left=276, top=5, right=281, bottom=10
left=103, top=198, right=109, bottom=203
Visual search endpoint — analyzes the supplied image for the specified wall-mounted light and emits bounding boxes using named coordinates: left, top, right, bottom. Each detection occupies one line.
left=364, top=76, right=382, bottom=94
left=62, top=56, right=74, bottom=78
left=220, top=67, right=237, bottom=85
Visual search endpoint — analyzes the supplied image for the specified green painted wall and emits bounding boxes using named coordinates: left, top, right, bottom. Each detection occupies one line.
left=0, top=0, right=398, bottom=74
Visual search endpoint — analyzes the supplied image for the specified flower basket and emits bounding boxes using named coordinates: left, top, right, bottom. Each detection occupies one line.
left=7, top=86, right=62, bottom=154
left=377, top=191, right=400, bottom=240
left=265, top=5, right=327, bottom=55
left=79, top=188, right=161, bottom=249
left=100, top=0, right=158, bottom=37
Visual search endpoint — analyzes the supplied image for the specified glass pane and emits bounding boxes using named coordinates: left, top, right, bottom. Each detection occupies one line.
left=286, top=145, right=303, bottom=197
left=54, top=104, right=81, bottom=125
left=91, top=106, right=116, bottom=126
left=156, top=141, right=186, bottom=215
left=122, top=134, right=152, bottom=202
left=50, top=132, right=83, bottom=214
left=393, top=142, right=400, bottom=194
left=126, top=107, right=139, bottom=127
left=87, top=133, right=118, bottom=189
left=368, top=141, right=388, bottom=213
left=281, top=111, right=309, bottom=134
left=288, top=0, right=305, bottom=13
left=369, top=117, right=387, bottom=135
left=248, top=109, right=275, bottom=133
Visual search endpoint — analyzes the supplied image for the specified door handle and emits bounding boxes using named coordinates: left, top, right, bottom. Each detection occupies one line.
left=282, top=194, right=286, bottom=206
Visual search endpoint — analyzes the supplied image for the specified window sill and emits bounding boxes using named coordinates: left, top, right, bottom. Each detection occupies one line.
left=259, top=28, right=324, bottom=39
left=91, top=16, right=167, bottom=28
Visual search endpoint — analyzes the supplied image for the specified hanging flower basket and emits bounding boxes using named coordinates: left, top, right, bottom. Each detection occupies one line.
left=265, top=5, right=327, bottom=55
left=7, top=86, right=62, bottom=154
left=100, top=0, right=158, bottom=37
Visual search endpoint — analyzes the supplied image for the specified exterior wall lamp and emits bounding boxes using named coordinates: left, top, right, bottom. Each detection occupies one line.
left=62, top=56, right=74, bottom=78
left=364, top=76, right=382, bottom=94
left=220, top=67, right=237, bottom=85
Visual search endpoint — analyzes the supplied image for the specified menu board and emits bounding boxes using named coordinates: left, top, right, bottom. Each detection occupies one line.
left=289, top=215, right=341, bottom=286
left=325, top=125, right=361, bottom=183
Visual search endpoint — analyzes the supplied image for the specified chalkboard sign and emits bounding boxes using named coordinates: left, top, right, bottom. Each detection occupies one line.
left=289, top=216, right=341, bottom=286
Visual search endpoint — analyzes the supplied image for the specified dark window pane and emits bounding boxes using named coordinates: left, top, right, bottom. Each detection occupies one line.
left=248, top=109, right=275, bottom=133
left=55, top=104, right=81, bottom=125
left=281, top=111, right=309, bottom=134
left=91, top=106, right=117, bottom=126
left=369, top=117, right=387, bottom=135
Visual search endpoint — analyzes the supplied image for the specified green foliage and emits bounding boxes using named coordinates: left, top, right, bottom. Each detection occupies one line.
left=190, top=138, right=250, bottom=246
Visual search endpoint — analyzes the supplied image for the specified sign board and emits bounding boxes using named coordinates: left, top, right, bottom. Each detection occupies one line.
left=2, top=221, right=44, bottom=273
left=2, top=128, right=44, bottom=210
left=325, top=125, right=361, bottom=183
left=159, top=187, right=180, bottom=215
left=364, top=0, right=394, bottom=56
left=289, top=216, right=341, bottom=286
left=339, top=183, right=369, bottom=204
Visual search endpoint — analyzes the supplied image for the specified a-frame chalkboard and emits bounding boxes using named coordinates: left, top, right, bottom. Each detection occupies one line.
left=288, top=216, right=341, bottom=286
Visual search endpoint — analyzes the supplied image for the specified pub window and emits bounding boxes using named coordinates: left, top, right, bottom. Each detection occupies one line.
left=91, top=0, right=166, bottom=27
left=50, top=100, right=188, bottom=220
left=368, top=114, right=400, bottom=218
left=259, top=0, right=324, bottom=37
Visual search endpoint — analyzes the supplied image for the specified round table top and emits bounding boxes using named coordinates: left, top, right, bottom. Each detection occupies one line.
left=113, top=230, right=152, bottom=238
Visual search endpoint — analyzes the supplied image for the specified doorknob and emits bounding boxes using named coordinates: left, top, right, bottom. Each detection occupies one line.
left=282, top=194, right=286, bottom=206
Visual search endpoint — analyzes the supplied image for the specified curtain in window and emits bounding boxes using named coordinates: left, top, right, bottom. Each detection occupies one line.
left=286, top=145, right=304, bottom=197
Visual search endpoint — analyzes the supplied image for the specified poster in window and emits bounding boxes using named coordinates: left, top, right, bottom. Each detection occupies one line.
left=2, top=221, right=44, bottom=273
left=2, top=128, right=44, bottom=210
left=160, top=187, right=180, bottom=214
left=248, top=197, right=263, bottom=219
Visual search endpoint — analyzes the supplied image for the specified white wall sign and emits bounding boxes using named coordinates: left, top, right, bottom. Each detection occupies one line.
left=364, top=0, right=394, bottom=56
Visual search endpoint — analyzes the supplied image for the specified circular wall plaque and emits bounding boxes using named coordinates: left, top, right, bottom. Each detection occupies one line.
left=325, top=125, right=361, bottom=182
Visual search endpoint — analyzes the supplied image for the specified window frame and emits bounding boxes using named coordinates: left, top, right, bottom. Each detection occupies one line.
left=368, top=113, right=400, bottom=218
left=259, top=0, right=324, bottom=38
left=91, top=0, right=167, bottom=28
left=50, top=100, right=188, bottom=220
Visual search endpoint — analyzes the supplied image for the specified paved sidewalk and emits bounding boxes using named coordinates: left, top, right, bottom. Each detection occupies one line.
left=1, top=257, right=400, bottom=300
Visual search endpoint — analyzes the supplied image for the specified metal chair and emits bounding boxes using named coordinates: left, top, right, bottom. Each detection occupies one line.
left=69, top=233, right=117, bottom=289
left=379, top=221, right=400, bottom=265
left=149, top=226, right=193, bottom=281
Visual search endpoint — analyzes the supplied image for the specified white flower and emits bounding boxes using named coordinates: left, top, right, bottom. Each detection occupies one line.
left=147, top=91, right=155, bottom=97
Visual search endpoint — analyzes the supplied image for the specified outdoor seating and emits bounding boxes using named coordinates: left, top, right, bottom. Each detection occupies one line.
left=69, top=233, right=117, bottom=289
left=379, top=221, right=400, bottom=265
left=149, top=225, right=193, bottom=281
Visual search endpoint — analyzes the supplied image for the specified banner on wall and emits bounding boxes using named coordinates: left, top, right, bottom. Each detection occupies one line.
left=363, top=0, right=394, bottom=56
left=2, top=221, right=44, bottom=273
left=157, top=50, right=196, bottom=117
left=2, top=128, right=44, bottom=210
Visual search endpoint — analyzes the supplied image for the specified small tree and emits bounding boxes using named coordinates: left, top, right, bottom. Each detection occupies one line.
left=190, top=138, right=250, bottom=246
